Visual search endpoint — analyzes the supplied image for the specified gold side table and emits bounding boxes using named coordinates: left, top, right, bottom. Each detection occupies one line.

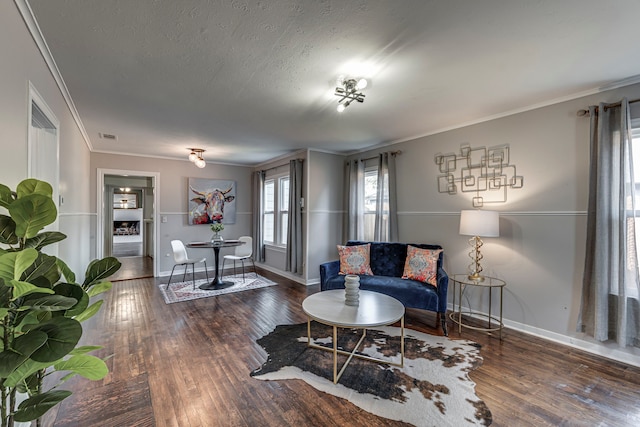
left=449, top=274, right=506, bottom=339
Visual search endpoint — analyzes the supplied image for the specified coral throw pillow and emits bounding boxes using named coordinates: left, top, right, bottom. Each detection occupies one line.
left=402, top=245, right=442, bottom=287
left=337, top=244, right=374, bottom=275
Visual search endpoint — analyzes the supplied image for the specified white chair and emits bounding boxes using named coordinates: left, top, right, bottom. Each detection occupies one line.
left=167, top=240, right=209, bottom=290
left=222, top=236, right=256, bottom=282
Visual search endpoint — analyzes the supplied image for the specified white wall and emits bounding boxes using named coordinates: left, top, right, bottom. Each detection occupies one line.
left=0, top=2, right=93, bottom=279
left=90, top=153, right=253, bottom=274
left=346, top=83, right=640, bottom=366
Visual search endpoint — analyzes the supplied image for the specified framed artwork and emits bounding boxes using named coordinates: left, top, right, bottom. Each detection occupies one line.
left=188, top=178, right=237, bottom=225
left=113, top=193, right=138, bottom=209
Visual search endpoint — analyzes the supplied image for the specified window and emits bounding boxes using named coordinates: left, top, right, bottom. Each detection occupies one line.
left=629, top=125, right=640, bottom=298
left=280, top=177, right=289, bottom=245
left=363, top=168, right=389, bottom=241
left=264, top=180, right=275, bottom=243
left=262, top=174, right=289, bottom=246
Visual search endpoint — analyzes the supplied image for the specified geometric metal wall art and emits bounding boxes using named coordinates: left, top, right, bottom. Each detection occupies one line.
left=435, top=144, right=524, bottom=207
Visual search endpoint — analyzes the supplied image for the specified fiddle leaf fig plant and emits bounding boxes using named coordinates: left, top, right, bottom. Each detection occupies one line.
left=0, top=179, right=121, bottom=427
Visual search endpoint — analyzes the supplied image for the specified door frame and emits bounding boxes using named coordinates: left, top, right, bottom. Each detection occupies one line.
left=97, top=168, right=160, bottom=277
left=28, top=82, right=60, bottom=256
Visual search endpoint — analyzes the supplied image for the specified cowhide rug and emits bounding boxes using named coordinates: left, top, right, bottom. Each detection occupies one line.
left=251, top=322, right=492, bottom=426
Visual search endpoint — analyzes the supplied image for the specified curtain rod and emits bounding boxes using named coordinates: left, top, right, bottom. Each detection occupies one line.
left=260, top=158, right=304, bottom=173
left=357, top=150, right=403, bottom=162
left=577, top=98, right=640, bottom=117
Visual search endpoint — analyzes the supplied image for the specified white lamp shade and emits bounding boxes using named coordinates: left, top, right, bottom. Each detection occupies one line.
left=459, top=210, right=499, bottom=237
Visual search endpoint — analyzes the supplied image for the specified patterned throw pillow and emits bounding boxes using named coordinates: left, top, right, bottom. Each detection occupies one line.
left=337, top=244, right=374, bottom=275
left=402, top=245, right=443, bottom=287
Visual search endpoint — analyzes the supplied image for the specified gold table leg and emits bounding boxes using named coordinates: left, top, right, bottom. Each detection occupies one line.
left=306, top=317, right=405, bottom=384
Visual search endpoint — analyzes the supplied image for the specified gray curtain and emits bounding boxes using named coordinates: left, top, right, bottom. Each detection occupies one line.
left=252, top=170, right=265, bottom=262
left=578, top=98, right=640, bottom=347
left=345, top=159, right=365, bottom=241
left=373, top=152, right=399, bottom=242
left=286, top=159, right=303, bottom=274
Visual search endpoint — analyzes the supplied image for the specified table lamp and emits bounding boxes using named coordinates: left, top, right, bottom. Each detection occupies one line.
left=459, top=209, right=499, bottom=281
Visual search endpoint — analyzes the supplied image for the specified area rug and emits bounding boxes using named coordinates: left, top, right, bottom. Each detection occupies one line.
left=158, top=273, right=276, bottom=304
left=251, top=322, right=492, bottom=426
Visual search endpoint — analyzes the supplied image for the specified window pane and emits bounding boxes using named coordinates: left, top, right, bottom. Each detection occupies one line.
left=264, top=213, right=274, bottom=243
left=280, top=177, right=290, bottom=211
left=364, top=170, right=377, bottom=213
left=265, top=180, right=274, bottom=212
left=281, top=212, right=288, bottom=244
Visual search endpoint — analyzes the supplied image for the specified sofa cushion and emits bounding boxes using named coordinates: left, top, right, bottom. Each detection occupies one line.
left=322, top=274, right=439, bottom=311
left=347, top=241, right=444, bottom=277
left=402, top=245, right=442, bottom=287
left=337, top=243, right=373, bottom=275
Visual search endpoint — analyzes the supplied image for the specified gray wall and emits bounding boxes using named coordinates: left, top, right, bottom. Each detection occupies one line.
left=344, top=83, right=640, bottom=365
left=306, top=150, right=344, bottom=284
left=0, top=2, right=93, bottom=280
left=90, top=153, right=253, bottom=274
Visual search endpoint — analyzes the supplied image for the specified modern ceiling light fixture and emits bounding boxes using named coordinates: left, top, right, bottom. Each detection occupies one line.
left=188, top=148, right=206, bottom=168
left=335, top=77, right=367, bottom=112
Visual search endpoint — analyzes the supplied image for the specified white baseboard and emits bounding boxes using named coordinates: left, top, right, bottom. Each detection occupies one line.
left=448, top=303, right=640, bottom=368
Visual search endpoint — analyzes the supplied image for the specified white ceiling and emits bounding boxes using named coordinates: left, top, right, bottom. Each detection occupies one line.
left=26, top=0, right=640, bottom=166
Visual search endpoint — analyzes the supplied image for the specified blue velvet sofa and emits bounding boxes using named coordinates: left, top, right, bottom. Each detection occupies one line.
left=319, top=240, right=449, bottom=335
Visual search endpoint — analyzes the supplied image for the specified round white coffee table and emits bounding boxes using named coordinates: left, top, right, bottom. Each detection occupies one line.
left=302, top=290, right=405, bottom=384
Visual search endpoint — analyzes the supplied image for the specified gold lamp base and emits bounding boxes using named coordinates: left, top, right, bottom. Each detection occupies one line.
left=467, top=236, right=486, bottom=282
left=467, top=271, right=485, bottom=282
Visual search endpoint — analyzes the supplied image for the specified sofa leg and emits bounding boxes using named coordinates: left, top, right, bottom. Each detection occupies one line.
left=439, top=312, right=448, bottom=336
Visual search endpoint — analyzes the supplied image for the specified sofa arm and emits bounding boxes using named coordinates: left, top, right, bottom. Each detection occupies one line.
left=436, top=266, right=449, bottom=314
left=320, top=260, right=340, bottom=290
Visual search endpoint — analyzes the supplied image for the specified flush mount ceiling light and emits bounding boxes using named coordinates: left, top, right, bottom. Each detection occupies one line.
left=335, top=77, right=367, bottom=112
left=188, top=148, right=206, bottom=168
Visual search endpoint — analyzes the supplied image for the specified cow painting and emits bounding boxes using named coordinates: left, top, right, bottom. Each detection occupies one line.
left=188, top=179, right=237, bottom=225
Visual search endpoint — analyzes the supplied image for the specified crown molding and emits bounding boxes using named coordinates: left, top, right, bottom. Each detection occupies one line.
left=14, top=0, right=93, bottom=151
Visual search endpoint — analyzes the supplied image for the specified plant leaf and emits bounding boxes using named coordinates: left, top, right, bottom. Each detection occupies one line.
left=0, top=249, right=39, bottom=282
left=0, top=214, right=18, bottom=245
left=20, top=252, right=59, bottom=288
left=16, top=179, right=53, bottom=198
left=27, top=317, right=82, bottom=362
left=23, top=231, right=67, bottom=251
left=0, top=183, right=14, bottom=209
left=10, top=280, right=55, bottom=299
left=20, top=294, right=78, bottom=312
left=13, top=390, right=72, bottom=422
left=87, top=281, right=113, bottom=297
left=9, top=194, right=57, bottom=239
left=2, top=357, right=52, bottom=388
left=56, top=258, right=76, bottom=284
left=0, top=330, right=48, bottom=377
left=53, top=282, right=88, bottom=317
left=82, top=257, right=121, bottom=289
left=0, top=277, right=10, bottom=308
left=54, top=354, right=108, bottom=380
left=74, top=299, right=103, bottom=323
left=69, top=345, right=103, bottom=355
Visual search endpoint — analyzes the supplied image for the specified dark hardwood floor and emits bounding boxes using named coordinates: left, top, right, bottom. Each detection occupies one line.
left=46, top=269, right=640, bottom=427
left=109, top=256, right=154, bottom=281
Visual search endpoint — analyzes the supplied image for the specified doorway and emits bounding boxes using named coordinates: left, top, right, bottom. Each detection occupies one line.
left=28, top=83, right=59, bottom=256
left=97, top=169, right=160, bottom=280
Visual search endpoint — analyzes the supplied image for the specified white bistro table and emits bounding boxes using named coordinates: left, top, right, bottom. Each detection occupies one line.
left=302, top=289, right=405, bottom=384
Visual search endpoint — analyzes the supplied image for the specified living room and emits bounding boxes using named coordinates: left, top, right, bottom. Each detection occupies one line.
left=2, top=1, right=640, bottom=426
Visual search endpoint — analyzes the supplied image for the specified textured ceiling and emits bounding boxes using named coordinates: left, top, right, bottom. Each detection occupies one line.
left=26, top=0, right=640, bottom=166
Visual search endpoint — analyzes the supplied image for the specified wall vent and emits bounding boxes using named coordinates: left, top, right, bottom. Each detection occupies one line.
left=99, top=132, right=118, bottom=141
